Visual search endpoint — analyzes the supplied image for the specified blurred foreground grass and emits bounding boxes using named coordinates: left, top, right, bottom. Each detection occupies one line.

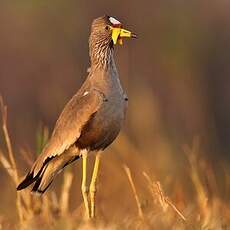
left=0, top=97, right=229, bottom=230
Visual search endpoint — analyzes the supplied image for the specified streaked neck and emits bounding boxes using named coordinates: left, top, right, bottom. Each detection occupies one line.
left=89, top=36, right=115, bottom=69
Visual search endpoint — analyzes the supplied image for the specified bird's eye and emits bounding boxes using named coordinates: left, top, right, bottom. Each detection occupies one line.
left=105, top=25, right=110, bottom=31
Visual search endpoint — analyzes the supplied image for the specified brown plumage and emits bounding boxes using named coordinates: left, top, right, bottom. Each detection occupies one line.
left=17, top=15, right=136, bottom=194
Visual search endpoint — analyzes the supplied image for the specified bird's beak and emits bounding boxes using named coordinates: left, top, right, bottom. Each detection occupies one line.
left=111, top=27, right=137, bottom=45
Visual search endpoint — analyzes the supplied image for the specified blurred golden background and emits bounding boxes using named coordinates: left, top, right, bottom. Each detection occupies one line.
left=0, top=0, right=229, bottom=229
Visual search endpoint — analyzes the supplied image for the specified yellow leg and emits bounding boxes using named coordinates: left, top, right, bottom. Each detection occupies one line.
left=81, top=150, right=90, bottom=220
left=89, top=152, right=101, bottom=218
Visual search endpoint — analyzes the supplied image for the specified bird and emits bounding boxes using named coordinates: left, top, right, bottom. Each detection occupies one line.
left=17, top=15, right=136, bottom=219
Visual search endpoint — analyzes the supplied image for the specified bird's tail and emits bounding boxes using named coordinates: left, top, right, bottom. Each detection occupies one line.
left=17, top=155, right=79, bottom=194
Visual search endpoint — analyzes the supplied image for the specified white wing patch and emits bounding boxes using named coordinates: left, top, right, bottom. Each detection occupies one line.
left=109, top=16, right=121, bottom=25
left=83, top=91, right=89, bottom=96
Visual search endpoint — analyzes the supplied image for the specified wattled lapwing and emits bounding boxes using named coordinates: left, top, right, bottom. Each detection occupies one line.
left=17, top=15, right=136, bottom=219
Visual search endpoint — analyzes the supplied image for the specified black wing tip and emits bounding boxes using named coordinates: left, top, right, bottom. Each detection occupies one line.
left=17, top=174, right=48, bottom=194
left=31, top=176, right=42, bottom=192
left=31, top=178, right=52, bottom=194
left=17, top=172, right=35, bottom=191
left=17, top=183, right=25, bottom=191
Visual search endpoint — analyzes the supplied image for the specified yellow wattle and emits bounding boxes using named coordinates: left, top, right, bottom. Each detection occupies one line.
left=111, top=28, right=121, bottom=45
left=111, top=27, right=132, bottom=45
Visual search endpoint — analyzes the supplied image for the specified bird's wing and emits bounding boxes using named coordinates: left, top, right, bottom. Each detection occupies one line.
left=32, top=88, right=105, bottom=176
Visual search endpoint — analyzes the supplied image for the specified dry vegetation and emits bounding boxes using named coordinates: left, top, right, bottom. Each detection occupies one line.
left=1, top=1, right=230, bottom=229
left=0, top=95, right=229, bottom=230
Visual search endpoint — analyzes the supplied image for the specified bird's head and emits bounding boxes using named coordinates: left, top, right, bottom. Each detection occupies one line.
left=89, top=15, right=136, bottom=66
left=90, top=15, right=137, bottom=46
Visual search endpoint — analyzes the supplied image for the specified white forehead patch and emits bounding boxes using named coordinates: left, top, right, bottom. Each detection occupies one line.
left=109, top=16, right=121, bottom=25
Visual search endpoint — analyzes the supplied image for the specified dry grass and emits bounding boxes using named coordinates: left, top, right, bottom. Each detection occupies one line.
left=0, top=97, right=229, bottom=229
left=123, top=164, right=144, bottom=220
left=143, top=172, right=186, bottom=222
